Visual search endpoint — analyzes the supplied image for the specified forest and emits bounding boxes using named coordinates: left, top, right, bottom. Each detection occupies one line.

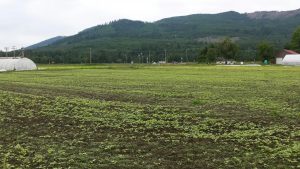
left=1, top=11, right=300, bottom=63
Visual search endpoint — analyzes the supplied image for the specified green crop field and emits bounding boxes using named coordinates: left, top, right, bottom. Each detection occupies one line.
left=0, top=64, right=299, bottom=168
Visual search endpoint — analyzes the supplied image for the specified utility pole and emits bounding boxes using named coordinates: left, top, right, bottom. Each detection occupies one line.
left=138, top=53, right=141, bottom=63
left=164, top=49, right=167, bottom=63
left=148, top=51, right=151, bottom=63
left=21, top=48, right=25, bottom=58
left=89, top=48, right=92, bottom=64
left=4, top=47, right=9, bottom=57
left=251, top=48, right=256, bottom=63
left=185, top=49, right=189, bottom=62
left=141, top=52, right=143, bottom=64
left=12, top=46, right=16, bottom=58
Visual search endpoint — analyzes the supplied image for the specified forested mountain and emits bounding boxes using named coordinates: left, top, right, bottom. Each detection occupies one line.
left=27, top=9, right=300, bottom=63
left=247, top=8, right=300, bottom=20
left=26, top=36, right=65, bottom=50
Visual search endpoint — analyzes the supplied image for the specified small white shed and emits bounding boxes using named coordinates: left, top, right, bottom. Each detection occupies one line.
left=0, top=57, right=37, bottom=71
left=276, top=57, right=284, bottom=65
left=282, top=54, right=300, bottom=66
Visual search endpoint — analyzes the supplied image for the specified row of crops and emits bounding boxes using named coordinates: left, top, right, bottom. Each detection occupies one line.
left=0, top=65, right=299, bottom=168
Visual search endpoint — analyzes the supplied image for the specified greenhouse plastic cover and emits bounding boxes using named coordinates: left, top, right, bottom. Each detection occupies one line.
left=282, top=54, right=300, bottom=66
left=0, top=57, right=37, bottom=71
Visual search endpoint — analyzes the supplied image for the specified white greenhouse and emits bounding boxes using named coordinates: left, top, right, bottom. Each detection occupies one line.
left=282, top=55, right=300, bottom=66
left=282, top=54, right=300, bottom=66
left=0, top=57, right=37, bottom=71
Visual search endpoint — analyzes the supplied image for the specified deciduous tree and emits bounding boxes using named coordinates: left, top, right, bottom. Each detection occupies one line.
left=218, top=38, right=239, bottom=61
left=290, top=27, right=300, bottom=52
left=257, top=41, right=274, bottom=62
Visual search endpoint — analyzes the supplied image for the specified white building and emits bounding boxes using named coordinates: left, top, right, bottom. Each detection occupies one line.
left=282, top=54, right=300, bottom=66
left=276, top=49, right=299, bottom=65
left=158, top=61, right=167, bottom=64
left=0, top=57, right=37, bottom=71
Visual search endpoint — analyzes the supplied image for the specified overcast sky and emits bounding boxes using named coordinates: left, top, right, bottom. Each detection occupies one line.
left=0, top=0, right=299, bottom=50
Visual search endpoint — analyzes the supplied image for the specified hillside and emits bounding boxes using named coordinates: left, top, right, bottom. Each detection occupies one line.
left=26, top=36, right=65, bottom=49
left=247, top=8, right=300, bottom=20
left=28, top=9, right=300, bottom=63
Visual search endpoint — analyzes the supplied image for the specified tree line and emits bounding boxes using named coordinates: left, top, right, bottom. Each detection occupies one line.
left=1, top=27, right=299, bottom=64
left=198, top=26, right=300, bottom=64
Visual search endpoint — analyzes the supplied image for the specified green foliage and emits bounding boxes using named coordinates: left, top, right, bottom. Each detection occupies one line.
left=218, top=38, right=239, bottom=60
left=206, top=47, right=219, bottom=63
left=199, top=46, right=208, bottom=63
left=0, top=64, right=299, bottom=168
left=290, top=27, right=300, bottom=52
left=199, top=45, right=219, bottom=64
left=257, top=41, right=274, bottom=62
left=198, top=38, right=239, bottom=63
left=23, top=11, right=300, bottom=63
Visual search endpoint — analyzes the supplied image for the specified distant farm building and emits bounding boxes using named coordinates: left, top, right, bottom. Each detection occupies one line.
left=0, top=57, right=37, bottom=71
left=276, top=49, right=299, bottom=65
left=282, top=55, right=300, bottom=66
left=216, top=57, right=237, bottom=65
left=158, top=61, right=167, bottom=64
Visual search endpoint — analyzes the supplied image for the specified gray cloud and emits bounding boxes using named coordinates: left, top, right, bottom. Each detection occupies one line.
left=0, top=0, right=299, bottom=50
